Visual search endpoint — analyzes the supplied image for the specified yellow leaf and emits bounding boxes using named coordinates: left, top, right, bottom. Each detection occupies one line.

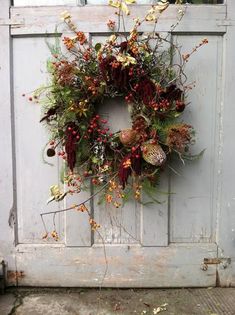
left=117, top=54, right=137, bottom=66
left=60, top=10, right=71, bottom=21
left=121, top=2, right=130, bottom=15
left=50, top=185, right=61, bottom=198
left=48, top=185, right=67, bottom=202
left=156, top=1, right=169, bottom=13
left=125, top=0, right=135, bottom=4
left=109, top=0, right=121, bottom=8
left=107, top=34, right=117, bottom=44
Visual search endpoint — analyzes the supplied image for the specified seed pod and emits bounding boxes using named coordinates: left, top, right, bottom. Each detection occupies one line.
left=119, top=129, right=137, bottom=146
left=47, top=148, right=56, bottom=157
left=142, top=143, right=166, bottom=166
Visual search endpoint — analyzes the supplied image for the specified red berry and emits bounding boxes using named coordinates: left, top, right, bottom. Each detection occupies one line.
left=92, top=178, right=97, bottom=184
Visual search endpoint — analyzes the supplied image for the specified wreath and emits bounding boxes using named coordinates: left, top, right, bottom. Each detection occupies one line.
left=33, top=1, right=207, bottom=230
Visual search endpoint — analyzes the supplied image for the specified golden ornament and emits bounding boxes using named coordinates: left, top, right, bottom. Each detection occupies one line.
left=142, top=142, right=166, bottom=166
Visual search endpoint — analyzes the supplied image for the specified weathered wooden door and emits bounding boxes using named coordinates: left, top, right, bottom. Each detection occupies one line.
left=1, top=0, right=234, bottom=287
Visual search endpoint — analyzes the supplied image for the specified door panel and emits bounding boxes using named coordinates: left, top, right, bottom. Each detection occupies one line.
left=170, top=35, right=222, bottom=243
left=13, top=36, right=65, bottom=244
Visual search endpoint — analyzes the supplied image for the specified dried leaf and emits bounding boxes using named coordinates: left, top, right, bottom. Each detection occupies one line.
left=121, top=2, right=130, bottom=15
left=125, top=0, right=136, bottom=4
left=153, top=303, right=168, bottom=314
left=109, top=0, right=121, bottom=8
left=48, top=185, right=67, bottom=203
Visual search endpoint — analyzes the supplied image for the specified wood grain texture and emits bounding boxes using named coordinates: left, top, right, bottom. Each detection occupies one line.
left=66, top=189, right=92, bottom=247
left=0, top=0, right=16, bottom=275
left=217, top=0, right=235, bottom=287
left=170, top=34, right=223, bottom=243
left=10, top=5, right=226, bottom=35
left=14, top=0, right=77, bottom=5
left=14, top=243, right=217, bottom=287
left=12, top=36, right=64, bottom=244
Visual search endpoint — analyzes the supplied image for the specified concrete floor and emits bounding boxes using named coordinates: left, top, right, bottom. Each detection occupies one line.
left=0, top=288, right=235, bottom=315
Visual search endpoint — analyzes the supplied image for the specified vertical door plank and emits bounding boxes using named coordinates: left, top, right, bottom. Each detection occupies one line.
left=141, top=173, right=169, bottom=246
left=13, top=37, right=64, bottom=243
left=0, top=0, right=16, bottom=274
left=65, top=189, right=92, bottom=247
left=170, top=35, right=222, bottom=243
left=218, top=0, right=235, bottom=286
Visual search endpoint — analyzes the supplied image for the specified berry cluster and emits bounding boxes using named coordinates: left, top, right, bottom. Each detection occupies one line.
left=86, top=115, right=112, bottom=143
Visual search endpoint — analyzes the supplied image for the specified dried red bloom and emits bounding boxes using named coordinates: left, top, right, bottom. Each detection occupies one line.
left=118, top=150, right=142, bottom=188
left=135, top=77, right=156, bottom=105
left=131, top=147, right=142, bottom=176
left=175, top=100, right=185, bottom=112
left=166, top=124, right=193, bottom=153
left=159, top=84, right=183, bottom=102
left=132, top=117, right=148, bottom=143
left=65, top=125, right=78, bottom=171
left=76, top=31, right=87, bottom=45
left=119, top=41, right=128, bottom=52
left=55, top=61, right=76, bottom=86
left=107, top=19, right=116, bottom=30
left=119, top=155, right=132, bottom=188
left=99, top=56, right=131, bottom=91
left=63, top=36, right=74, bottom=50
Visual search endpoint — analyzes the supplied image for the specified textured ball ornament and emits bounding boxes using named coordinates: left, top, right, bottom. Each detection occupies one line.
left=142, top=143, right=166, bottom=166
left=119, top=129, right=138, bottom=146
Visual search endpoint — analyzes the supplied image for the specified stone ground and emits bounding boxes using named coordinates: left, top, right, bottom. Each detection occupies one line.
left=0, top=288, right=235, bottom=315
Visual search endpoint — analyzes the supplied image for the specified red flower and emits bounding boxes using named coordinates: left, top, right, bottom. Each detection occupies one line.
left=135, top=77, right=156, bottom=105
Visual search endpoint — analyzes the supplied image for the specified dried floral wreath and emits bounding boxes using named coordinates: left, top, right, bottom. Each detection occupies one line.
left=32, top=0, right=208, bottom=238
